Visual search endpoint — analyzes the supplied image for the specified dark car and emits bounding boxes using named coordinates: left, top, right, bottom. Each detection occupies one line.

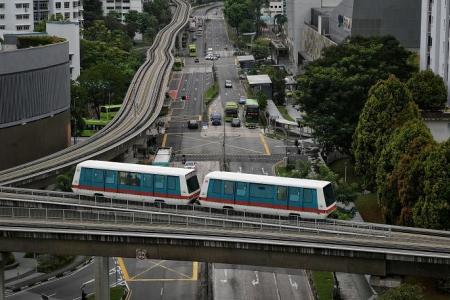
left=194, top=58, right=199, bottom=63
left=187, top=120, right=199, bottom=129
left=210, top=112, right=222, bottom=126
left=231, top=118, right=241, bottom=127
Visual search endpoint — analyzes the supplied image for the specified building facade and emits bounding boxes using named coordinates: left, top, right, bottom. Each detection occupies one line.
left=46, top=21, right=80, bottom=80
left=0, top=0, right=34, bottom=38
left=261, top=1, right=284, bottom=23
left=0, top=35, right=71, bottom=170
left=102, top=0, right=143, bottom=21
left=420, top=0, right=450, bottom=105
left=47, top=0, right=83, bottom=24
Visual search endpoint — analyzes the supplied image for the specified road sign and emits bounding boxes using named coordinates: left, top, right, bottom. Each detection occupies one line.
left=136, top=249, right=147, bottom=260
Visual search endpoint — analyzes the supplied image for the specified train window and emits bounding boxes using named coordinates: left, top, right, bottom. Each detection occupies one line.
left=82, top=168, right=93, bottom=182
left=167, top=176, right=177, bottom=189
left=154, top=175, right=165, bottom=189
left=143, top=174, right=153, bottom=188
left=236, top=182, right=247, bottom=196
left=93, top=169, right=104, bottom=183
left=289, top=187, right=301, bottom=202
left=250, top=183, right=273, bottom=199
left=224, top=181, right=234, bottom=195
left=303, top=188, right=314, bottom=204
left=119, top=172, right=141, bottom=186
left=187, top=175, right=200, bottom=193
left=105, top=171, right=116, bottom=184
left=277, top=186, right=288, bottom=201
left=212, top=179, right=222, bottom=194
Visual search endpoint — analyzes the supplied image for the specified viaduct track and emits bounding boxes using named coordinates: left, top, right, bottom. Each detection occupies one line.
left=0, top=0, right=190, bottom=186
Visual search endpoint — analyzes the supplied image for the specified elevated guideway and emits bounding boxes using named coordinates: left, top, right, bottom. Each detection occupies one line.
left=0, top=0, right=190, bottom=187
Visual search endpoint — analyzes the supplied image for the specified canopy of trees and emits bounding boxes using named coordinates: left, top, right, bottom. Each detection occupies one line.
left=296, top=36, right=416, bottom=154
left=406, top=70, right=447, bottom=110
left=82, top=0, right=103, bottom=27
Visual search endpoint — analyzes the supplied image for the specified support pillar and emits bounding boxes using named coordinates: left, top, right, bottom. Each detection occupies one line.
left=0, top=253, right=5, bottom=300
left=94, top=256, right=110, bottom=300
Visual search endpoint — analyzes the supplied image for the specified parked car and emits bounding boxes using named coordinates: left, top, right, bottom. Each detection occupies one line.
left=187, top=120, right=199, bottom=129
left=225, top=80, right=232, bottom=88
left=239, top=96, right=246, bottom=105
left=210, top=112, right=222, bottom=126
left=184, top=161, right=197, bottom=170
left=194, top=58, right=199, bottom=63
left=231, top=118, right=241, bottom=127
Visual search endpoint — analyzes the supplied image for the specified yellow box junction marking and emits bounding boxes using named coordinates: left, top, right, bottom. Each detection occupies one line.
left=259, top=133, right=271, bottom=155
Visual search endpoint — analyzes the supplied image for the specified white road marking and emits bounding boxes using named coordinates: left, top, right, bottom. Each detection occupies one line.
left=82, top=278, right=94, bottom=286
left=251, top=271, right=259, bottom=286
left=160, top=287, right=164, bottom=296
left=273, top=273, right=281, bottom=300
left=289, top=275, right=298, bottom=290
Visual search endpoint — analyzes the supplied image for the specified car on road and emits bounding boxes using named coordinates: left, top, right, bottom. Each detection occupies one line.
left=231, top=118, right=241, bottom=127
left=194, top=58, right=199, bottom=63
left=187, top=120, right=199, bottom=129
left=210, top=112, right=222, bottom=126
left=225, top=80, right=232, bottom=88
left=239, top=96, right=246, bottom=105
left=184, top=161, right=197, bottom=170
left=205, top=54, right=213, bottom=60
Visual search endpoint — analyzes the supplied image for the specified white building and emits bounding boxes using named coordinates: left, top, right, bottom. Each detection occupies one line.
left=420, top=0, right=450, bottom=106
left=46, top=21, right=80, bottom=80
left=0, top=0, right=34, bottom=38
left=102, top=0, right=143, bottom=21
left=261, top=1, right=284, bottom=23
left=48, top=0, right=83, bottom=24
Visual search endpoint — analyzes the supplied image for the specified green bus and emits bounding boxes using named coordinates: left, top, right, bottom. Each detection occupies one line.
left=80, top=118, right=109, bottom=137
left=173, top=57, right=184, bottom=71
left=224, top=101, right=238, bottom=122
left=188, top=43, right=197, bottom=57
left=244, top=98, right=259, bottom=128
left=99, top=104, right=121, bottom=121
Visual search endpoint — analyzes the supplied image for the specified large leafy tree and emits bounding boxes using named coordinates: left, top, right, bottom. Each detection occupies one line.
left=82, top=0, right=103, bottom=27
left=376, top=119, right=435, bottom=225
left=297, top=36, right=415, bottom=154
left=413, top=140, right=450, bottom=230
left=83, top=20, right=132, bottom=51
left=224, top=0, right=252, bottom=35
left=353, top=76, right=419, bottom=190
left=261, top=65, right=287, bottom=104
left=406, top=70, right=448, bottom=110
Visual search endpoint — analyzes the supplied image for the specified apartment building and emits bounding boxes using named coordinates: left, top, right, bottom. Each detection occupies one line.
left=0, top=1, right=34, bottom=38
left=420, top=0, right=450, bottom=104
left=102, top=0, right=143, bottom=21
left=47, top=0, right=83, bottom=23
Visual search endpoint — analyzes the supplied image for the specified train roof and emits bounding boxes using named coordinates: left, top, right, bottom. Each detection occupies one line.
left=205, top=171, right=330, bottom=189
left=77, top=160, right=195, bottom=177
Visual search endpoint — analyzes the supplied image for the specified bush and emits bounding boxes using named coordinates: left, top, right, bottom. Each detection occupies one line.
left=37, top=255, right=75, bottom=273
left=17, top=36, right=65, bottom=49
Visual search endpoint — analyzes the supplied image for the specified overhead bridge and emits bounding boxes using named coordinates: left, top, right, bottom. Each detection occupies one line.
left=0, top=206, right=449, bottom=280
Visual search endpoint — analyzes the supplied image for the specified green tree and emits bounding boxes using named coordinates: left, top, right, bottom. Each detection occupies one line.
left=256, top=91, right=268, bottom=110
left=406, top=70, right=447, bottom=110
left=34, top=20, right=46, bottom=32
left=71, top=81, right=88, bottom=136
left=224, top=2, right=249, bottom=35
left=274, top=14, right=287, bottom=35
left=353, top=76, right=419, bottom=190
left=413, top=140, right=450, bottom=230
left=83, top=20, right=132, bottom=51
left=297, top=36, right=416, bottom=155
left=56, top=174, right=72, bottom=192
left=376, top=119, right=435, bottom=225
left=82, top=0, right=103, bottom=27
left=378, top=283, right=424, bottom=300
left=261, top=65, right=287, bottom=105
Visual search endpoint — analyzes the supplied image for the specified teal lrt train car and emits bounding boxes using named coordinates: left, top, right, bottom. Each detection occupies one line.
left=72, top=160, right=200, bottom=205
left=199, top=171, right=336, bottom=219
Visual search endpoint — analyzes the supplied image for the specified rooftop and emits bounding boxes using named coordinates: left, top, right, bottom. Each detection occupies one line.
left=247, top=74, right=272, bottom=85
left=237, top=55, right=255, bottom=62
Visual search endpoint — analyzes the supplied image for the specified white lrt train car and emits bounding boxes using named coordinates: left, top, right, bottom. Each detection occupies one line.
left=72, top=160, right=200, bottom=205
left=199, top=171, right=336, bottom=218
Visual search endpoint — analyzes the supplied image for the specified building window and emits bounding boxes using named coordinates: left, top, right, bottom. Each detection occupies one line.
left=64, top=12, right=70, bottom=18
left=73, top=1, right=78, bottom=8
left=0, top=3, right=4, bottom=9
left=55, top=2, right=61, bottom=9
left=0, top=25, right=5, bottom=30
left=16, top=25, right=31, bottom=30
left=64, top=2, right=70, bottom=8
left=0, top=14, right=4, bottom=19
left=73, top=12, right=78, bottom=18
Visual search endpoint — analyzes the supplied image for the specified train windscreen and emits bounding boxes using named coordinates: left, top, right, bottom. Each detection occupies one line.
left=186, top=175, right=200, bottom=193
left=323, top=183, right=336, bottom=207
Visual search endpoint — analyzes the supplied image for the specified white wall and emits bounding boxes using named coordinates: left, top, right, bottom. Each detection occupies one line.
left=102, top=0, right=143, bottom=22
left=46, top=22, right=80, bottom=80
left=48, top=0, right=84, bottom=24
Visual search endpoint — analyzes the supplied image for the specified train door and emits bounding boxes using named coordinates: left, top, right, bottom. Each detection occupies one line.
left=104, top=170, right=117, bottom=193
left=154, top=175, right=167, bottom=198
left=222, top=180, right=236, bottom=204
left=142, top=174, right=154, bottom=197
left=275, top=185, right=289, bottom=210
left=303, top=188, right=318, bottom=212
left=167, top=176, right=180, bottom=198
left=235, top=182, right=248, bottom=205
left=92, top=169, right=105, bottom=192
left=288, top=187, right=302, bottom=211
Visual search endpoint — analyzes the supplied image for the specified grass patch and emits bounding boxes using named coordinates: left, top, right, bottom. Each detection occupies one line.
left=204, top=81, right=219, bottom=105
left=355, top=193, right=384, bottom=224
left=275, top=165, right=292, bottom=177
left=405, top=277, right=450, bottom=300
left=87, top=286, right=127, bottom=300
left=312, top=271, right=333, bottom=300
left=277, top=106, right=295, bottom=122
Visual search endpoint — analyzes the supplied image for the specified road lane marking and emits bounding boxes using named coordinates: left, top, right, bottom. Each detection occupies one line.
left=289, top=275, right=298, bottom=290
left=130, top=260, right=167, bottom=280
left=191, top=262, right=198, bottom=280
left=117, top=258, right=130, bottom=281
left=251, top=271, right=259, bottom=286
left=161, top=133, right=167, bottom=147
left=259, top=133, right=271, bottom=155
